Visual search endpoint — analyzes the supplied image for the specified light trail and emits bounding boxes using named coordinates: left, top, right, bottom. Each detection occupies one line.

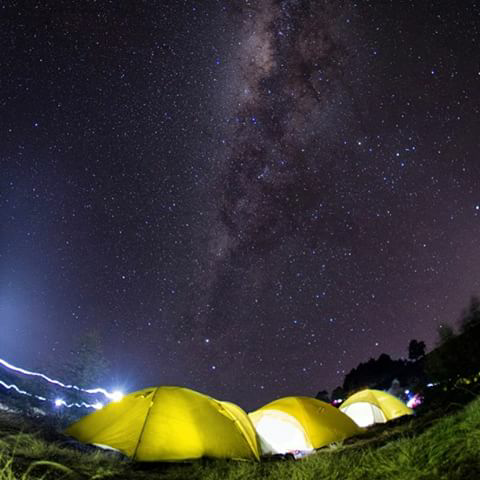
left=0, top=377, right=103, bottom=410
left=0, top=379, right=47, bottom=401
left=0, top=357, right=122, bottom=401
left=55, top=398, right=103, bottom=410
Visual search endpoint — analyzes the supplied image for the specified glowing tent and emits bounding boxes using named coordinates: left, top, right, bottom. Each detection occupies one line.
left=65, top=386, right=260, bottom=461
left=248, top=396, right=362, bottom=455
left=339, top=389, right=414, bottom=427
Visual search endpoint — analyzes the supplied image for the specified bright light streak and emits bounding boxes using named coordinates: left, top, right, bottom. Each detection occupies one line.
left=0, top=357, right=119, bottom=400
left=53, top=397, right=102, bottom=409
left=0, top=379, right=46, bottom=401
left=0, top=376, right=103, bottom=410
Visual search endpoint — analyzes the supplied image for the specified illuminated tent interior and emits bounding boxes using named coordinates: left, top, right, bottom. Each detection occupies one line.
left=65, top=386, right=260, bottom=461
left=340, top=389, right=414, bottom=428
left=248, top=396, right=362, bottom=455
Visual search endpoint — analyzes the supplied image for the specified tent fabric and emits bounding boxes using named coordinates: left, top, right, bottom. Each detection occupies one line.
left=65, top=386, right=261, bottom=461
left=339, top=401, right=386, bottom=428
left=248, top=396, right=362, bottom=455
left=251, top=408, right=313, bottom=454
left=339, top=389, right=413, bottom=427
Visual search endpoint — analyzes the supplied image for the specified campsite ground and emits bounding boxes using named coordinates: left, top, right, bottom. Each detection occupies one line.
left=1, top=392, right=480, bottom=480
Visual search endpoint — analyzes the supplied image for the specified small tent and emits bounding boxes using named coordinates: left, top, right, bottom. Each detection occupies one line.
left=248, top=396, right=362, bottom=455
left=339, top=389, right=413, bottom=428
left=65, top=386, right=260, bottom=461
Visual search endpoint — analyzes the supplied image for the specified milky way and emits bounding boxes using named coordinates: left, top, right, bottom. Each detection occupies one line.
left=199, top=1, right=358, bottom=326
left=193, top=1, right=373, bottom=380
left=216, top=1, right=352, bottom=252
left=1, top=0, right=479, bottom=409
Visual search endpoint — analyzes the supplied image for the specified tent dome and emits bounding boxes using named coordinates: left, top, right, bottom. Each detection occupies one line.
left=340, top=389, right=413, bottom=427
left=65, top=386, right=260, bottom=461
left=248, top=396, right=362, bottom=455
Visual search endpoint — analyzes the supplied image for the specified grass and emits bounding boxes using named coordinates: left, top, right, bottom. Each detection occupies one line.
left=1, top=396, right=480, bottom=479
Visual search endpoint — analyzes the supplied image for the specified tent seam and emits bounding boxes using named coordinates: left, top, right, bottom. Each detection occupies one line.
left=132, top=387, right=159, bottom=460
left=213, top=400, right=259, bottom=461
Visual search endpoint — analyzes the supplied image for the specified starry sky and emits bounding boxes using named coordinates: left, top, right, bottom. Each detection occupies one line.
left=1, top=0, right=479, bottom=410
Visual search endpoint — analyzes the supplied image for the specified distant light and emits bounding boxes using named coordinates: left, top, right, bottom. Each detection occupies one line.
left=110, top=390, right=123, bottom=402
left=55, top=398, right=65, bottom=407
left=405, top=389, right=410, bottom=394
left=407, top=393, right=423, bottom=409
left=93, top=402, right=103, bottom=410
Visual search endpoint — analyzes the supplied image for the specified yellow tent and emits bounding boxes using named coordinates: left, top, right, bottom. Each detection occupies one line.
left=65, top=386, right=260, bottom=461
left=248, top=396, right=362, bottom=455
left=340, top=389, right=413, bottom=427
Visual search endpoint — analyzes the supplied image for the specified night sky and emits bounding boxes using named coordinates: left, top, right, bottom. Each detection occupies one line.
left=1, top=1, right=479, bottom=410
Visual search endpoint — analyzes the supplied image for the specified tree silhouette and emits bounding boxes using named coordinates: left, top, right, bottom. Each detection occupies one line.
left=331, top=386, right=346, bottom=402
left=408, top=339, right=426, bottom=360
left=315, top=390, right=330, bottom=403
left=459, top=296, right=480, bottom=333
left=342, top=353, right=407, bottom=393
left=426, top=297, right=480, bottom=383
left=437, top=323, right=455, bottom=346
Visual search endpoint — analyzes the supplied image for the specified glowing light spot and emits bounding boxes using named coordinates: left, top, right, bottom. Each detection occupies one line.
left=110, top=390, right=123, bottom=402
left=407, top=393, right=423, bottom=409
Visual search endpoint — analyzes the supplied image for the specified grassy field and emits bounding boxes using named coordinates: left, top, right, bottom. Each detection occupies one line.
left=1, top=396, right=480, bottom=480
